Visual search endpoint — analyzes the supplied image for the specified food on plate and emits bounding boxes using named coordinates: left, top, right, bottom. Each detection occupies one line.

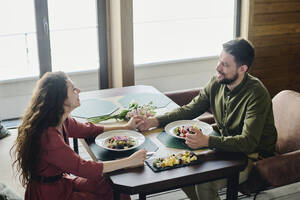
left=173, top=125, right=201, bottom=138
left=105, top=135, right=136, bottom=149
left=153, top=151, right=198, bottom=169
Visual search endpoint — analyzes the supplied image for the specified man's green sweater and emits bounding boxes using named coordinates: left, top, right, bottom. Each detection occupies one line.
left=157, top=73, right=277, bottom=157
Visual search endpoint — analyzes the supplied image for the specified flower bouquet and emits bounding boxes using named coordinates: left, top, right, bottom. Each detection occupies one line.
left=87, top=101, right=156, bottom=123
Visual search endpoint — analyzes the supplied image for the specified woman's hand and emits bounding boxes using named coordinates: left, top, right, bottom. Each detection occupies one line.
left=127, top=148, right=147, bottom=168
left=103, top=149, right=147, bottom=173
left=125, top=116, right=144, bottom=130
left=185, top=127, right=209, bottom=149
left=135, top=116, right=159, bottom=131
left=103, top=116, right=143, bottom=132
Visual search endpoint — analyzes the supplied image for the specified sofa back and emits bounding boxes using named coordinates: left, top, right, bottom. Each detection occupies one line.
left=164, top=88, right=200, bottom=106
left=272, top=90, right=300, bottom=154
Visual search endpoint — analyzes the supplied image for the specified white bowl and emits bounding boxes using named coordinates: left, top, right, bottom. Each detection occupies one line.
left=95, top=130, right=145, bottom=151
left=165, top=120, right=213, bottom=139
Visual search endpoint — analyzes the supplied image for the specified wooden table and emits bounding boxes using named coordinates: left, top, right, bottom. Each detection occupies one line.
left=109, top=151, right=247, bottom=200
left=79, top=85, right=248, bottom=200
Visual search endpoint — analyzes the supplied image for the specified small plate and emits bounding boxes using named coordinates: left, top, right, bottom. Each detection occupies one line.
left=165, top=120, right=213, bottom=139
left=95, top=130, right=145, bottom=151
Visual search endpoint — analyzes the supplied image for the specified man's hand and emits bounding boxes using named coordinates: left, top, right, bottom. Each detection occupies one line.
left=135, top=116, right=159, bottom=131
left=185, top=127, right=209, bottom=149
left=125, top=116, right=144, bottom=130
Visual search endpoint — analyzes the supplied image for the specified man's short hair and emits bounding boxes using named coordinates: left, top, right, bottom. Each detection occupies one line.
left=223, top=38, right=255, bottom=70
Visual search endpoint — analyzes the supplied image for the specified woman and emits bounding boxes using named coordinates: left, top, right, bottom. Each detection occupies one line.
left=11, top=71, right=146, bottom=200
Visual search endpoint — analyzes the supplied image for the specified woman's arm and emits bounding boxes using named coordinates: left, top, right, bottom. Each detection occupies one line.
left=103, top=149, right=147, bottom=173
left=67, top=116, right=143, bottom=138
left=103, top=116, right=144, bottom=132
left=43, top=131, right=147, bottom=178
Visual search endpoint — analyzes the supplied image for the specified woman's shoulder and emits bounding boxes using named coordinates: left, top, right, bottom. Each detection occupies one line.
left=63, top=117, right=83, bottom=129
left=41, top=127, right=66, bottom=150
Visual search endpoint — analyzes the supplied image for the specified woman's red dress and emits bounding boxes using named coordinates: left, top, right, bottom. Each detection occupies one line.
left=24, top=117, right=130, bottom=200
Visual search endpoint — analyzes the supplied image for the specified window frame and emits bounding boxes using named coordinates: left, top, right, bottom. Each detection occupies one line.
left=1, top=0, right=241, bottom=85
left=34, top=0, right=109, bottom=89
left=132, top=0, right=242, bottom=66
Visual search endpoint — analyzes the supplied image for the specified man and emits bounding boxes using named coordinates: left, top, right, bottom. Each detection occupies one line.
left=137, top=38, right=277, bottom=200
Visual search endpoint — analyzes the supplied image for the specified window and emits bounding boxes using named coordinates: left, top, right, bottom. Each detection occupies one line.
left=133, top=0, right=236, bottom=65
left=0, top=1, right=38, bottom=80
left=0, top=0, right=103, bottom=82
left=48, top=0, right=99, bottom=72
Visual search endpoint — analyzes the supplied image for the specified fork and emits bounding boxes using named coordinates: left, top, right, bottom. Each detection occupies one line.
left=146, top=151, right=156, bottom=158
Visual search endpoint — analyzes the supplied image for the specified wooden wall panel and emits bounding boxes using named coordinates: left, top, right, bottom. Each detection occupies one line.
left=252, top=34, right=300, bottom=47
left=251, top=65, right=300, bottom=79
left=253, top=54, right=298, bottom=69
left=255, top=0, right=300, bottom=2
left=254, top=2, right=300, bottom=14
left=253, top=23, right=300, bottom=36
left=254, top=12, right=300, bottom=25
left=259, top=74, right=299, bottom=98
left=255, top=44, right=300, bottom=58
left=242, top=0, right=300, bottom=97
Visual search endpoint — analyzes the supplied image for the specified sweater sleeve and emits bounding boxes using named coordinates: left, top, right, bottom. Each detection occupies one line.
left=65, top=117, right=104, bottom=139
left=209, top=88, right=271, bottom=154
left=157, top=79, right=212, bottom=127
left=42, top=130, right=103, bottom=180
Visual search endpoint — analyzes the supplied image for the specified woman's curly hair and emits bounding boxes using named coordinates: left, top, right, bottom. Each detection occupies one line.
left=11, top=71, right=68, bottom=187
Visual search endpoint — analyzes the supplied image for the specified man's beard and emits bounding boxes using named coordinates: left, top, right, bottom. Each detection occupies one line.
left=218, top=72, right=239, bottom=85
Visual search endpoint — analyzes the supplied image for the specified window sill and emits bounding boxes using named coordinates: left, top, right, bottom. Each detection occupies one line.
left=0, top=68, right=98, bottom=85
left=134, top=55, right=218, bottom=68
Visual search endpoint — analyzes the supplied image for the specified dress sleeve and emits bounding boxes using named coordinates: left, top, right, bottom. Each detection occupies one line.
left=65, top=117, right=104, bottom=138
left=157, top=78, right=212, bottom=127
left=209, top=88, right=271, bottom=154
left=42, top=130, right=103, bottom=180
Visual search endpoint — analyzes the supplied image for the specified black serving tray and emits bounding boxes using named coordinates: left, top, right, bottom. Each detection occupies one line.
left=145, top=156, right=202, bottom=172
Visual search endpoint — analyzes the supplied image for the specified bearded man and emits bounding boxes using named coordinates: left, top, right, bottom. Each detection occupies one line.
left=136, top=38, right=277, bottom=200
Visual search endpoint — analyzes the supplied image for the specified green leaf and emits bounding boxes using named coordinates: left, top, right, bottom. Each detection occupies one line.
left=87, top=114, right=119, bottom=123
left=118, top=109, right=130, bottom=119
left=87, top=101, right=156, bottom=123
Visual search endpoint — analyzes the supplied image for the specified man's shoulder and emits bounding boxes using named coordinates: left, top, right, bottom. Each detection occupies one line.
left=207, top=76, right=221, bottom=88
left=202, top=76, right=226, bottom=97
left=246, top=74, right=270, bottom=99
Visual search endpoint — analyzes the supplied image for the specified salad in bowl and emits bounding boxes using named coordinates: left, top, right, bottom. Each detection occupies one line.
left=173, top=125, right=201, bottom=138
left=105, top=135, right=136, bottom=150
left=95, top=130, right=145, bottom=151
left=165, top=120, right=213, bottom=139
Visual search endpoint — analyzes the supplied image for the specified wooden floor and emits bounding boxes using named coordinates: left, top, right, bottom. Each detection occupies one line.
left=1, top=129, right=300, bottom=200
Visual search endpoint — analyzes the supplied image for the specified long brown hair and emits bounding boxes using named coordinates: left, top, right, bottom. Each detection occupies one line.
left=11, top=71, right=68, bottom=187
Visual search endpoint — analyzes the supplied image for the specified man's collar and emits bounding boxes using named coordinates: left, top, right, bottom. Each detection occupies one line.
left=225, top=73, right=248, bottom=95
